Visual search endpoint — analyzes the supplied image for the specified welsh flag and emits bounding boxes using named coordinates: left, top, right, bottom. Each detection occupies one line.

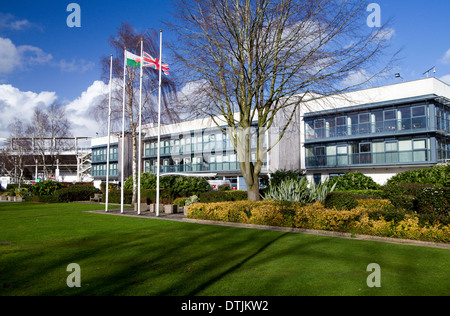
left=125, top=50, right=141, bottom=67
left=143, top=51, right=170, bottom=75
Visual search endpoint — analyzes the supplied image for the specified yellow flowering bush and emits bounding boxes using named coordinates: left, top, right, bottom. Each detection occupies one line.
left=186, top=199, right=450, bottom=243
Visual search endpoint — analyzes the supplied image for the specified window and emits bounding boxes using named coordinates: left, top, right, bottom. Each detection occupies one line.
left=336, top=116, right=347, bottom=136
left=385, top=141, right=398, bottom=163
left=359, top=143, right=371, bottom=164
left=413, top=139, right=427, bottom=161
left=326, top=146, right=336, bottom=166
left=337, top=145, right=348, bottom=165
left=359, top=113, right=370, bottom=134
left=373, top=142, right=385, bottom=163
left=373, top=111, right=383, bottom=133
left=384, top=110, right=396, bottom=132
left=398, top=107, right=411, bottom=130
left=412, top=105, right=426, bottom=129
left=399, top=140, right=412, bottom=162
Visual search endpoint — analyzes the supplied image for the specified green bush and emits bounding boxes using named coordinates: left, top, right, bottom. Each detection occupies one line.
left=103, top=189, right=133, bottom=204
left=327, top=172, right=381, bottom=191
left=268, top=169, right=304, bottom=188
left=124, top=173, right=211, bottom=197
left=381, top=183, right=431, bottom=211
left=185, top=195, right=199, bottom=207
left=415, top=186, right=450, bottom=216
left=218, top=184, right=231, bottom=191
left=173, top=197, right=188, bottom=206
left=264, top=178, right=335, bottom=204
left=30, top=180, right=63, bottom=196
left=54, top=185, right=100, bottom=203
left=199, top=190, right=248, bottom=203
left=387, top=165, right=450, bottom=186
left=140, top=188, right=174, bottom=204
left=324, top=192, right=358, bottom=211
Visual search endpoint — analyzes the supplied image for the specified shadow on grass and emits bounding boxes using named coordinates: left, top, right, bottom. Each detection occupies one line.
left=1, top=217, right=448, bottom=296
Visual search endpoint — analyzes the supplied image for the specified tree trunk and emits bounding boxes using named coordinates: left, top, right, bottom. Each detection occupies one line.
left=246, top=182, right=260, bottom=201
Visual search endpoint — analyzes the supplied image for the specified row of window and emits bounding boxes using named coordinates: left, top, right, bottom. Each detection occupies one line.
left=144, top=131, right=267, bottom=157
left=306, top=138, right=431, bottom=167
left=144, top=152, right=267, bottom=174
left=305, top=104, right=428, bottom=140
left=92, top=163, right=118, bottom=177
left=92, top=146, right=118, bottom=163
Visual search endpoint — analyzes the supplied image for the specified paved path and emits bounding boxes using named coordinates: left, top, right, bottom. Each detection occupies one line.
left=86, top=207, right=450, bottom=250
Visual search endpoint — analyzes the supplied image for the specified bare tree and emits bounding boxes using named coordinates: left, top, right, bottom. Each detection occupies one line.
left=95, top=23, right=178, bottom=204
left=0, top=119, right=32, bottom=186
left=26, top=104, right=72, bottom=179
left=169, top=0, right=397, bottom=200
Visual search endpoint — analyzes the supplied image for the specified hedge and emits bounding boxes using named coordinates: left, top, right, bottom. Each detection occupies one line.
left=53, top=185, right=100, bottom=203
left=187, top=200, right=450, bottom=242
left=198, top=190, right=248, bottom=203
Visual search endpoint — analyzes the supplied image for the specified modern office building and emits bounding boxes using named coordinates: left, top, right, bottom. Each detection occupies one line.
left=299, top=78, right=450, bottom=184
left=89, top=78, right=450, bottom=187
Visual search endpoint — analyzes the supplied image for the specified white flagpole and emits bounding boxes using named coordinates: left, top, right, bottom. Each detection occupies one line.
left=105, top=54, right=113, bottom=213
left=121, top=48, right=126, bottom=214
left=156, top=30, right=162, bottom=217
left=137, top=39, right=143, bottom=215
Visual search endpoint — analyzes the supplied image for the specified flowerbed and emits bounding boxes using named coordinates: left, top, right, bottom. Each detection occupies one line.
left=187, top=199, right=450, bottom=243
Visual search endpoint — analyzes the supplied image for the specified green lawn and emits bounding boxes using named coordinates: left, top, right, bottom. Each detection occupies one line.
left=0, top=202, right=449, bottom=296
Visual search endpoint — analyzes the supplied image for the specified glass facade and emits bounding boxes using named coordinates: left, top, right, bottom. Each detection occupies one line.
left=304, top=99, right=450, bottom=169
left=91, top=144, right=119, bottom=178
left=144, top=128, right=267, bottom=174
left=306, top=137, right=432, bottom=167
left=305, top=103, right=428, bottom=141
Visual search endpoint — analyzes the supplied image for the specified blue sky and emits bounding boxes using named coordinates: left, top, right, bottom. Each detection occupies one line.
left=1, top=0, right=450, bottom=137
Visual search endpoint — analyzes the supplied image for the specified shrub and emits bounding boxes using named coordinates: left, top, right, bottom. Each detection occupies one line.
left=415, top=186, right=450, bottom=216
left=185, top=195, right=199, bottom=207
left=327, top=172, right=381, bottom=191
left=387, top=165, right=450, bottom=186
left=187, top=200, right=450, bottom=242
left=54, top=185, right=100, bottom=203
left=324, top=192, right=358, bottom=210
left=30, top=180, right=62, bottom=196
left=124, top=173, right=211, bottom=197
left=140, top=188, right=174, bottom=204
left=268, top=169, right=304, bottom=188
left=381, top=183, right=432, bottom=211
left=199, top=190, right=248, bottom=203
left=103, top=189, right=132, bottom=204
left=173, top=197, right=188, bottom=206
left=218, top=184, right=231, bottom=191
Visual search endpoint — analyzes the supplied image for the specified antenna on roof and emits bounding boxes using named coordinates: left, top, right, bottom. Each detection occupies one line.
left=423, top=66, right=436, bottom=78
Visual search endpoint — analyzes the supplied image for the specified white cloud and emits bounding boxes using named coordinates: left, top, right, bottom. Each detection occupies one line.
left=57, top=59, right=95, bottom=73
left=0, top=84, right=57, bottom=137
left=375, top=28, right=395, bottom=42
left=440, top=49, right=450, bottom=65
left=0, top=13, right=33, bottom=31
left=0, top=37, right=52, bottom=75
left=0, top=81, right=110, bottom=138
left=341, top=69, right=372, bottom=88
left=64, top=80, right=109, bottom=137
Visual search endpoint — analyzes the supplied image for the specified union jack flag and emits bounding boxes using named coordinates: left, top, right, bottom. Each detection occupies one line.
left=143, top=52, right=170, bottom=75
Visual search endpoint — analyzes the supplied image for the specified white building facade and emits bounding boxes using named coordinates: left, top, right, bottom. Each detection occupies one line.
left=90, top=78, right=450, bottom=187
